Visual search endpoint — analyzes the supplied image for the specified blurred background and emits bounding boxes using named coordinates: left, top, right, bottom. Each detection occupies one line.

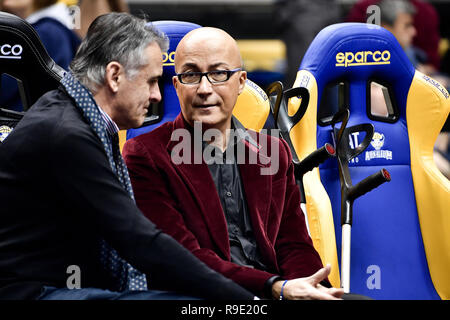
left=124, top=0, right=450, bottom=89
left=123, top=0, right=450, bottom=176
left=2, top=0, right=449, bottom=97
left=1, top=0, right=449, bottom=176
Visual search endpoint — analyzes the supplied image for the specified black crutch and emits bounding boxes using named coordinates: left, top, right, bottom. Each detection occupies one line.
left=266, top=82, right=336, bottom=231
left=329, top=109, right=391, bottom=293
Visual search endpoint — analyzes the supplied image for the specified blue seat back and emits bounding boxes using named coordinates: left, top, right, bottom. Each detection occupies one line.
left=292, top=22, right=449, bottom=299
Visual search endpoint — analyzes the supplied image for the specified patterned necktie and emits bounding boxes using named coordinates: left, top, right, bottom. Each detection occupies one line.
left=61, top=72, right=147, bottom=291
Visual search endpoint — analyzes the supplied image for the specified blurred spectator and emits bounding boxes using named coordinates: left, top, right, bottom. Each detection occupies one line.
left=346, top=0, right=441, bottom=71
left=434, top=131, right=450, bottom=179
left=374, top=0, right=448, bottom=89
left=378, top=1, right=426, bottom=69
left=366, top=0, right=449, bottom=178
left=1, top=0, right=80, bottom=70
left=77, top=0, right=129, bottom=39
left=274, top=0, right=342, bottom=88
left=0, top=0, right=81, bottom=111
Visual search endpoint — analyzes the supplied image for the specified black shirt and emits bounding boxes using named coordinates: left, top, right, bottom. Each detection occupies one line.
left=204, top=118, right=269, bottom=271
left=203, top=118, right=283, bottom=298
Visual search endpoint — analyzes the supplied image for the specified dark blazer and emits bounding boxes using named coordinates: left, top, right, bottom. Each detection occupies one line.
left=0, top=88, right=254, bottom=300
left=123, top=114, right=324, bottom=297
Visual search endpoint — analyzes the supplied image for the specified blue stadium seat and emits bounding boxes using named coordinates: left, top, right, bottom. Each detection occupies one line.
left=288, top=22, right=450, bottom=299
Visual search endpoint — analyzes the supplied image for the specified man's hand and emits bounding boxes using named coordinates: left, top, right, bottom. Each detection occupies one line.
left=272, top=264, right=344, bottom=300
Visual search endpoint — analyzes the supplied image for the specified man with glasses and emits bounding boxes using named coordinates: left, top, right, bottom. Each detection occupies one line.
left=123, top=27, right=344, bottom=300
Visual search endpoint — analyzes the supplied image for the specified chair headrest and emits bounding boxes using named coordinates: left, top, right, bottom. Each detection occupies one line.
left=0, top=11, right=64, bottom=109
left=299, top=23, right=415, bottom=118
left=301, top=22, right=414, bottom=81
left=152, top=20, right=202, bottom=80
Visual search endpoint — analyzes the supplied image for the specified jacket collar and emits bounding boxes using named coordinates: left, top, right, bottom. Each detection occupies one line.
left=167, top=114, right=267, bottom=160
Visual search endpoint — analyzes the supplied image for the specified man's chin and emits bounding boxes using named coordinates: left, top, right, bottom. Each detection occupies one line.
left=127, top=118, right=146, bottom=130
left=192, top=115, right=219, bottom=126
left=191, top=115, right=231, bottom=131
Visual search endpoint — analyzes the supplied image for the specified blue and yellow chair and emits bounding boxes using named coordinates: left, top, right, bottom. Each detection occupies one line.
left=287, top=22, right=449, bottom=299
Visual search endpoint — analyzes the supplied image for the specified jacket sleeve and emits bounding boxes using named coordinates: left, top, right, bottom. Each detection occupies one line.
left=49, top=122, right=254, bottom=300
left=273, top=138, right=328, bottom=282
left=123, top=137, right=278, bottom=298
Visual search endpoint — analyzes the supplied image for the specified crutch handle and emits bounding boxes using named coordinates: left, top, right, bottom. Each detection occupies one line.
left=348, top=169, right=391, bottom=201
left=294, top=143, right=336, bottom=178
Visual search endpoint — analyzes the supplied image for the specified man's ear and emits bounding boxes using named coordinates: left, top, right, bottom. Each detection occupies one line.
left=238, top=70, right=247, bottom=95
left=105, top=61, right=123, bottom=93
left=172, top=75, right=179, bottom=89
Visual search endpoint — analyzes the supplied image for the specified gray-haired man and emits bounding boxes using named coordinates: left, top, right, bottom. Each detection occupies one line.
left=0, top=12, right=254, bottom=300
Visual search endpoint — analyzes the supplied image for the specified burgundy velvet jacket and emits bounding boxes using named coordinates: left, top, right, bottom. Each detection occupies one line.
left=123, top=114, right=324, bottom=297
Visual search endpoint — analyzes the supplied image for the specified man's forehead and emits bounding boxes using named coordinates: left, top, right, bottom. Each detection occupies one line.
left=182, top=27, right=232, bottom=45
left=178, top=59, right=230, bottom=69
left=175, top=42, right=240, bottom=71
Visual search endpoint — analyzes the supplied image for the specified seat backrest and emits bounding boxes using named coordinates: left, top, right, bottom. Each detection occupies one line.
left=0, top=11, right=64, bottom=110
left=291, top=22, right=449, bottom=299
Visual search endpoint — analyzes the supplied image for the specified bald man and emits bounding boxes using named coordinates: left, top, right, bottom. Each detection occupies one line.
left=123, top=27, right=344, bottom=300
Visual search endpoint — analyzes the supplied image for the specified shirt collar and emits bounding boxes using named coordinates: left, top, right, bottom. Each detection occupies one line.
left=232, top=116, right=260, bottom=151
left=98, top=106, right=119, bottom=136
left=201, top=116, right=260, bottom=154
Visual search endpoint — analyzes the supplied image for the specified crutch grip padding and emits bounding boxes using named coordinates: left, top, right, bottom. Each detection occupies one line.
left=348, top=169, right=391, bottom=201
left=294, top=143, right=335, bottom=178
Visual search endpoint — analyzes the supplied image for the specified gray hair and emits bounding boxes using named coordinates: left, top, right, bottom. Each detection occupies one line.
left=379, top=0, right=416, bottom=27
left=70, top=12, right=169, bottom=93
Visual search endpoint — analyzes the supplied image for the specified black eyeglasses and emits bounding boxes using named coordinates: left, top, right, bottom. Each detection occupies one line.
left=176, top=68, right=242, bottom=84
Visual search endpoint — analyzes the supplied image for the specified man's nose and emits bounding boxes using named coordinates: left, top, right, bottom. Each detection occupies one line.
left=197, top=75, right=213, bottom=94
left=150, top=84, right=162, bottom=103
